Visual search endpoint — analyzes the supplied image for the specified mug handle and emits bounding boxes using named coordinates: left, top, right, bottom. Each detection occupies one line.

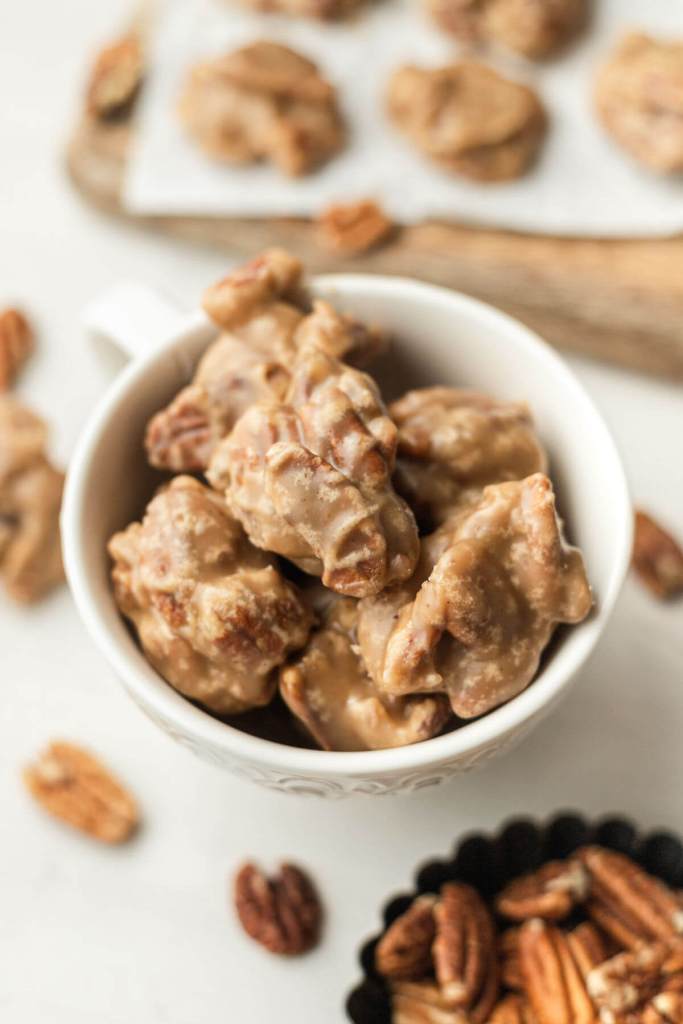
left=81, top=282, right=197, bottom=360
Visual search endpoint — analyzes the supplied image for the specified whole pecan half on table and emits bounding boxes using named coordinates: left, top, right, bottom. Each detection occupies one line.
left=234, top=862, right=322, bottom=956
left=23, top=741, right=139, bottom=844
left=0, top=308, right=33, bottom=391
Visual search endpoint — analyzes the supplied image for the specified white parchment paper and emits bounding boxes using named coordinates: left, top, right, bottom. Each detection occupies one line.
left=124, top=0, right=683, bottom=236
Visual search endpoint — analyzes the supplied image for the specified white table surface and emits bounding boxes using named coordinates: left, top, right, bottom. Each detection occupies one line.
left=1, top=3, right=682, bottom=1022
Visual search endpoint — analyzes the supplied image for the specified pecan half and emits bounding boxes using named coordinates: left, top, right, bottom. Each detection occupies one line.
left=202, top=249, right=303, bottom=329
left=234, top=862, right=321, bottom=955
left=0, top=308, right=33, bottom=390
left=501, top=928, right=524, bottom=990
left=432, top=882, right=498, bottom=1011
left=238, top=0, right=364, bottom=19
left=375, top=895, right=437, bottom=980
left=86, top=34, right=143, bottom=119
left=316, top=199, right=395, bottom=254
left=518, top=919, right=595, bottom=1024
left=567, top=922, right=611, bottom=978
left=496, top=860, right=589, bottom=922
left=632, top=511, right=683, bottom=600
left=23, top=741, right=139, bottom=843
left=578, top=846, right=683, bottom=950
left=0, top=400, right=64, bottom=605
left=471, top=949, right=502, bottom=1024
left=1, top=461, right=64, bottom=604
left=490, top=994, right=539, bottom=1024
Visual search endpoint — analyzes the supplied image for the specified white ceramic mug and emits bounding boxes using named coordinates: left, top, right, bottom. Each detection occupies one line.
left=61, top=275, right=632, bottom=797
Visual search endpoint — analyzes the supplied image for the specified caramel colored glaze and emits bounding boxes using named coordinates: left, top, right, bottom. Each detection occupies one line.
left=108, top=476, right=313, bottom=716
left=145, top=251, right=388, bottom=473
left=387, top=61, right=546, bottom=182
left=596, top=33, right=683, bottom=174
left=208, top=342, right=418, bottom=598
left=427, top=0, right=584, bottom=59
left=178, top=42, right=345, bottom=176
left=391, top=387, right=547, bottom=526
left=280, top=597, right=450, bottom=751
left=358, top=474, right=592, bottom=718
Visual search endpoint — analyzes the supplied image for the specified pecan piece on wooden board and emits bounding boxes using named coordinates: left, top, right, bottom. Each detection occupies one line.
left=86, top=34, right=143, bottom=119
left=577, top=846, right=683, bottom=950
left=234, top=862, right=321, bottom=955
left=316, top=200, right=395, bottom=254
left=632, top=510, right=683, bottom=600
left=375, top=895, right=438, bottom=980
left=518, top=918, right=595, bottom=1024
left=0, top=308, right=33, bottom=391
left=432, top=882, right=499, bottom=1012
left=496, top=860, right=589, bottom=922
left=23, top=741, right=139, bottom=843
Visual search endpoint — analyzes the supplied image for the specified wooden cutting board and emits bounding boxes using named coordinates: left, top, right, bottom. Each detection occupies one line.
left=67, top=110, right=683, bottom=381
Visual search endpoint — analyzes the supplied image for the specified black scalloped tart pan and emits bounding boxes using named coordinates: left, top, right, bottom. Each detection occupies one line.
left=346, top=812, right=683, bottom=1023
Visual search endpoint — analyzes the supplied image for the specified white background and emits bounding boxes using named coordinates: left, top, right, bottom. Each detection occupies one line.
left=1, top=2, right=682, bottom=1022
